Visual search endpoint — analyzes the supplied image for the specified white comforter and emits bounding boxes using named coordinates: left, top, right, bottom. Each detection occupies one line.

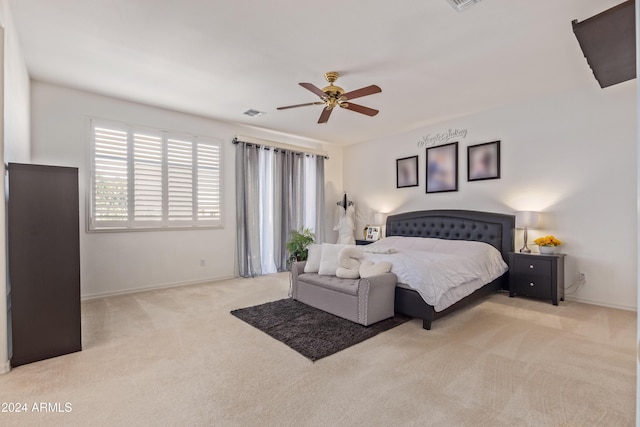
left=362, top=237, right=508, bottom=312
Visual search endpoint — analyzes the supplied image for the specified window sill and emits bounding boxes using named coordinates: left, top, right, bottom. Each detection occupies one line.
left=87, top=224, right=224, bottom=233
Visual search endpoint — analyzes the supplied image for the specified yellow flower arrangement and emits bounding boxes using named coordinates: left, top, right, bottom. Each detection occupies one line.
left=533, top=235, right=562, bottom=247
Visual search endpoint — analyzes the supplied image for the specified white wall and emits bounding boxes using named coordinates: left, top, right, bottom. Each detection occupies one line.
left=1, top=0, right=28, bottom=164
left=0, top=0, right=31, bottom=374
left=344, top=83, right=637, bottom=310
left=0, top=25, right=6, bottom=376
left=635, top=1, right=639, bottom=422
left=323, top=143, right=343, bottom=244
left=31, top=81, right=342, bottom=299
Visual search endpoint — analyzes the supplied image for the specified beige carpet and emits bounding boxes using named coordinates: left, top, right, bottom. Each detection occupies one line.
left=0, top=273, right=635, bottom=426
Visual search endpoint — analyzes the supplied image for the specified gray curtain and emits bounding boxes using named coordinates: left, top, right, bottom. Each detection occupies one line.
left=290, top=153, right=304, bottom=233
left=314, top=156, right=326, bottom=244
left=236, top=143, right=262, bottom=277
left=273, top=150, right=290, bottom=271
left=236, top=141, right=325, bottom=277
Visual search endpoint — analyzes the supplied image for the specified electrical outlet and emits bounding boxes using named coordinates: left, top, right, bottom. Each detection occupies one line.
left=200, top=259, right=206, bottom=267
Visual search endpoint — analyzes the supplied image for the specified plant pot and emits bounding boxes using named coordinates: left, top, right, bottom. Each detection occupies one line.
left=538, top=245, right=557, bottom=254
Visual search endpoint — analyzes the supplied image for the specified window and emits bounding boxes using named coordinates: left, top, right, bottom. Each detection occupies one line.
left=89, top=118, right=222, bottom=231
left=235, top=140, right=325, bottom=277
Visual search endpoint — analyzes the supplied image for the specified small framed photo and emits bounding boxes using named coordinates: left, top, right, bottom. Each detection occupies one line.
left=426, top=142, right=458, bottom=193
left=396, top=156, right=419, bottom=188
left=468, top=140, right=500, bottom=181
left=366, top=226, right=381, bottom=241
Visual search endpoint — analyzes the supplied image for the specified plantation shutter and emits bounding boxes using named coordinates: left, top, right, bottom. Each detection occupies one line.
left=196, top=140, right=221, bottom=222
left=89, top=118, right=223, bottom=230
left=167, top=137, right=194, bottom=222
left=92, top=123, right=129, bottom=226
left=133, top=130, right=163, bottom=223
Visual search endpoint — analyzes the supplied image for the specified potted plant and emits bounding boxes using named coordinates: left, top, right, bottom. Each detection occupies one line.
left=286, top=227, right=315, bottom=263
left=534, top=235, right=562, bottom=254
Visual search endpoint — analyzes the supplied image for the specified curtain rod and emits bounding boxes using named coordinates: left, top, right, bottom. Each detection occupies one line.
left=232, top=135, right=329, bottom=159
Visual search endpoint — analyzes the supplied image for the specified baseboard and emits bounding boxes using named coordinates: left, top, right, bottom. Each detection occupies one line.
left=564, top=295, right=637, bottom=312
left=1, top=360, right=10, bottom=374
left=81, top=275, right=236, bottom=301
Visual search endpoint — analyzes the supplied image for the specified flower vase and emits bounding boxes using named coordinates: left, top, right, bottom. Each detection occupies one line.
left=538, top=245, right=556, bottom=254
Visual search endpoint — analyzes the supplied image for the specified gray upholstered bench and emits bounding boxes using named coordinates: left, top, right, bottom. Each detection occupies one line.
left=291, top=261, right=397, bottom=326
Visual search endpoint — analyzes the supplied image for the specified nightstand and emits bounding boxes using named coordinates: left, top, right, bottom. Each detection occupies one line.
left=509, top=252, right=565, bottom=305
left=355, top=240, right=374, bottom=246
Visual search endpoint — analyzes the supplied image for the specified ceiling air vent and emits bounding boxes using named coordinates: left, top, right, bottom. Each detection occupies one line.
left=243, top=109, right=265, bottom=117
left=445, top=0, right=482, bottom=12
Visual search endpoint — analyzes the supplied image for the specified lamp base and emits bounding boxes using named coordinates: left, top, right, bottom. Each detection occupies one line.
left=519, top=227, right=532, bottom=254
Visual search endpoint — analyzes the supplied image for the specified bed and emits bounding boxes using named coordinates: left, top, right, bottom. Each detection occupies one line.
left=382, top=209, right=515, bottom=329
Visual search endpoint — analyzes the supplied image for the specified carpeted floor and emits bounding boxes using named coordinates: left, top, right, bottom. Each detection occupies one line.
left=231, top=298, right=411, bottom=361
left=0, top=272, right=635, bottom=426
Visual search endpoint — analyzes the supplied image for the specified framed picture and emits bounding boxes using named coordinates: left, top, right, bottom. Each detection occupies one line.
left=468, top=140, right=500, bottom=181
left=365, top=226, right=381, bottom=241
left=426, top=142, right=458, bottom=193
left=396, top=156, right=419, bottom=188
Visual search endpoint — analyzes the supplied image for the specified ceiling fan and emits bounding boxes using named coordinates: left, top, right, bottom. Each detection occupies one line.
left=277, top=72, right=381, bottom=124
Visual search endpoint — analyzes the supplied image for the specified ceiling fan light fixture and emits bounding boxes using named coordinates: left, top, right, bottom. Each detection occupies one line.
left=277, top=71, right=381, bottom=124
left=445, top=0, right=482, bottom=13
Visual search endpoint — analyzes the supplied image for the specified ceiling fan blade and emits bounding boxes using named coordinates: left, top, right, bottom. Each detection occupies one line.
left=342, top=102, right=379, bottom=117
left=299, top=82, right=327, bottom=99
left=342, top=85, right=382, bottom=101
left=318, top=107, right=333, bottom=124
left=277, top=102, right=324, bottom=110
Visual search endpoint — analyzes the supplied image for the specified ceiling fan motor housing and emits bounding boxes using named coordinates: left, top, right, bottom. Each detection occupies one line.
left=322, top=71, right=345, bottom=108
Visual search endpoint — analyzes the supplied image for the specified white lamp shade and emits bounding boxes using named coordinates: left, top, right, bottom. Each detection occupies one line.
left=515, top=211, right=540, bottom=229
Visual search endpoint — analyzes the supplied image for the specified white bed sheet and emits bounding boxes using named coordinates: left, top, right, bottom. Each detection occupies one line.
left=363, top=237, right=508, bottom=311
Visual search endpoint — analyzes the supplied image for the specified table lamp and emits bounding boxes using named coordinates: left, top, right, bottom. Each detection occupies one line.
left=515, top=211, right=540, bottom=253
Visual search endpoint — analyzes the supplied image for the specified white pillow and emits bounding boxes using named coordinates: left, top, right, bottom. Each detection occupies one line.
left=318, top=243, right=350, bottom=276
left=304, top=244, right=322, bottom=273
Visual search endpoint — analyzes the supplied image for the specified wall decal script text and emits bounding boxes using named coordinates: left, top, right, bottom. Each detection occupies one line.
left=417, top=129, right=468, bottom=147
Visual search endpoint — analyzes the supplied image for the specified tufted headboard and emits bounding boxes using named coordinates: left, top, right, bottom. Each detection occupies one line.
left=385, top=210, right=515, bottom=263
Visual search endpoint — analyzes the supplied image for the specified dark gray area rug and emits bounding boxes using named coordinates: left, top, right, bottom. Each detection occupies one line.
left=231, top=298, right=411, bottom=361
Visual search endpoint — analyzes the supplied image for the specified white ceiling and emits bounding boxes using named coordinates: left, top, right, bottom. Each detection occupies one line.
left=7, top=0, right=623, bottom=145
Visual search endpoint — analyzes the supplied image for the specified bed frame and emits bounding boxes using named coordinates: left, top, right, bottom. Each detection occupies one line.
left=386, top=210, right=515, bottom=330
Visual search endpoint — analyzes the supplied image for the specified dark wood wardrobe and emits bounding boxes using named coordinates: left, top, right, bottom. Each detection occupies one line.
left=8, top=163, right=81, bottom=367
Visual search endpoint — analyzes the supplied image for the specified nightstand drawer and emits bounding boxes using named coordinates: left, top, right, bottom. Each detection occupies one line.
left=513, top=257, right=552, bottom=276
left=512, top=276, right=552, bottom=299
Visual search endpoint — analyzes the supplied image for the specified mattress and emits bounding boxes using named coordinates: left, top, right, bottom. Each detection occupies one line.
left=363, top=236, right=508, bottom=311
